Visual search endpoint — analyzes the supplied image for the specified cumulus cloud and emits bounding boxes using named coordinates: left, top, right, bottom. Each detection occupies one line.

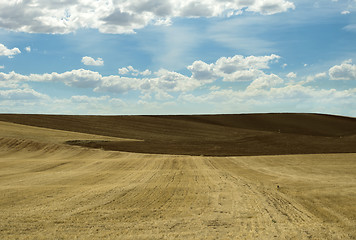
left=153, top=69, right=201, bottom=92
left=246, top=0, right=296, bottom=15
left=215, top=54, right=281, bottom=73
left=118, top=67, right=130, bottom=75
left=314, top=72, right=327, bottom=79
left=118, top=66, right=151, bottom=76
left=210, top=85, right=220, bottom=91
left=12, top=54, right=356, bottom=115
left=0, top=54, right=283, bottom=96
left=0, top=43, right=21, bottom=58
left=141, top=69, right=152, bottom=76
left=94, top=75, right=140, bottom=93
left=2, top=54, right=356, bottom=116
left=329, top=59, right=356, bottom=80
left=0, top=81, right=21, bottom=89
left=0, top=88, right=48, bottom=100
left=25, top=46, right=31, bottom=52
left=301, top=72, right=327, bottom=85
left=247, top=73, right=284, bottom=90
left=96, top=69, right=200, bottom=94
left=341, top=10, right=350, bottom=15
left=6, top=69, right=104, bottom=88
left=179, top=58, right=356, bottom=112
left=0, top=65, right=4, bottom=69
left=223, top=69, right=266, bottom=82
left=0, top=71, right=29, bottom=82
left=114, top=54, right=281, bottom=93
left=0, top=0, right=296, bottom=34
left=187, top=60, right=216, bottom=82
left=286, top=72, right=297, bottom=78
left=81, top=56, right=104, bottom=66
left=154, top=91, right=174, bottom=101
left=188, top=54, right=280, bottom=82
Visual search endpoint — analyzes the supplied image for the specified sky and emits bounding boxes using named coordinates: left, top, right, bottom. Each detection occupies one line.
left=0, top=0, right=356, bottom=116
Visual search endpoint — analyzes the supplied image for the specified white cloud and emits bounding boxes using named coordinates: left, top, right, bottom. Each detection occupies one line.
left=210, top=85, right=220, bottom=91
left=0, top=88, right=48, bottom=100
left=2, top=54, right=356, bottom=116
left=51, top=69, right=103, bottom=88
left=0, top=0, right=296, bottom=34
left=81, top=56, right=104, bottom=66
left=115, top=54, right=282, bottom=94
left=247, top=73, right=284, bottom=90
left=341, top=10, right=350, bottom=14
left=25, top=69, right=103, bottom=88
left=329, top=59, right=356, bottom=80
left=119, top=66, right=152, bottom=76
left=303, top=72, right=327, bottom=84
left=152, top=69, right=201, bottom=92
left=154, top=18, right=172, bottom=26
left=94, top=68, right=202, bottom=93
left=154, top=91, right=174, bottom=101
left=118, top=67, right=130, bottom=75
left=0, top=43, right=21, bottom=58
left=286, top=72, right=297, bottom=78
left=224, top=69, right=266, bottom=82
left=127, top=66, right=139, bottom=76
left=94, top=75, right=140, bottom=93
left=0, top=54, right=283, bottom=96
left=187, top=60, right=216, bottom=82
left=315, top=72, right=327, bottom=79
left=6, top=54, right=356, bottom=116
left=25, top=46, right=31, bottom=52
left=70, top=95, right=109, bottom=103
left=0, top=71, right=29, bottom=82
left=215, top=54, right=280, bottom=73
left=0, top=65, right=4, bottom=69
left=0, top=79, right=19, bottom=89
left=246, top=0, right=296, bottom=15
left=141, top=69, right=152, bottom=76
left=188, top=54, right=280, bottom=83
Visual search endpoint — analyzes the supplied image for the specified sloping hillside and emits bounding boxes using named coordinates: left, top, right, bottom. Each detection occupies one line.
left=0, top=113, right=355, bottom=156
left=0, top=116, right=355, bottom=238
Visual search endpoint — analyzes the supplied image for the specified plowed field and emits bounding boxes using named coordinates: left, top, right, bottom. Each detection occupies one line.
left=0, top=114, right=355, bottom=239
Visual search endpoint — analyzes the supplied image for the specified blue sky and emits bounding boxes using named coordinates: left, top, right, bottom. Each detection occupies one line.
left=0, top=0, right=356, bottom=116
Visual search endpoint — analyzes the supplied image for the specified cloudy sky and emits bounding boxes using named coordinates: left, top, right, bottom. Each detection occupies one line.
left=0, top=0, right=356, bottom=116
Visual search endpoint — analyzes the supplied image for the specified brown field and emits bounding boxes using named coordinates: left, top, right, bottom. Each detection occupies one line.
left=0, top=113, right=355, bottom=239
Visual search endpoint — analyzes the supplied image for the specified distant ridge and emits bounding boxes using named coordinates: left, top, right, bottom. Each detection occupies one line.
left=0, top=113, right=355, bottom=156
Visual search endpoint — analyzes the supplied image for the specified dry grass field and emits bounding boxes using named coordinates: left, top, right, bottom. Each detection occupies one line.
left=0, top=114, right=356, bottom=239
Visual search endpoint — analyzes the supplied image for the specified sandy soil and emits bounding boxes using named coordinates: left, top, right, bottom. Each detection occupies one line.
left=0, top=120, right=355, bottom=239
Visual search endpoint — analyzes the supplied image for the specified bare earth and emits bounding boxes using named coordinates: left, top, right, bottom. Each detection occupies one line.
left=0, top=116, right=356, bottom=239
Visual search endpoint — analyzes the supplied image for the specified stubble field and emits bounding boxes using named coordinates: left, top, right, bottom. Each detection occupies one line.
left=0, top=113, right=355, bottom=239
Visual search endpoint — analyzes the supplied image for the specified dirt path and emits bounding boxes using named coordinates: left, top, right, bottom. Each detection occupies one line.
left=1, top=137, right=355, bottom=239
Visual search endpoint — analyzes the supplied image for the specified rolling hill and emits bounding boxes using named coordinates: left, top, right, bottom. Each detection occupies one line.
left=0, top=113, right=356, bottom=239
left=0, top=113, right=355, bottom=156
